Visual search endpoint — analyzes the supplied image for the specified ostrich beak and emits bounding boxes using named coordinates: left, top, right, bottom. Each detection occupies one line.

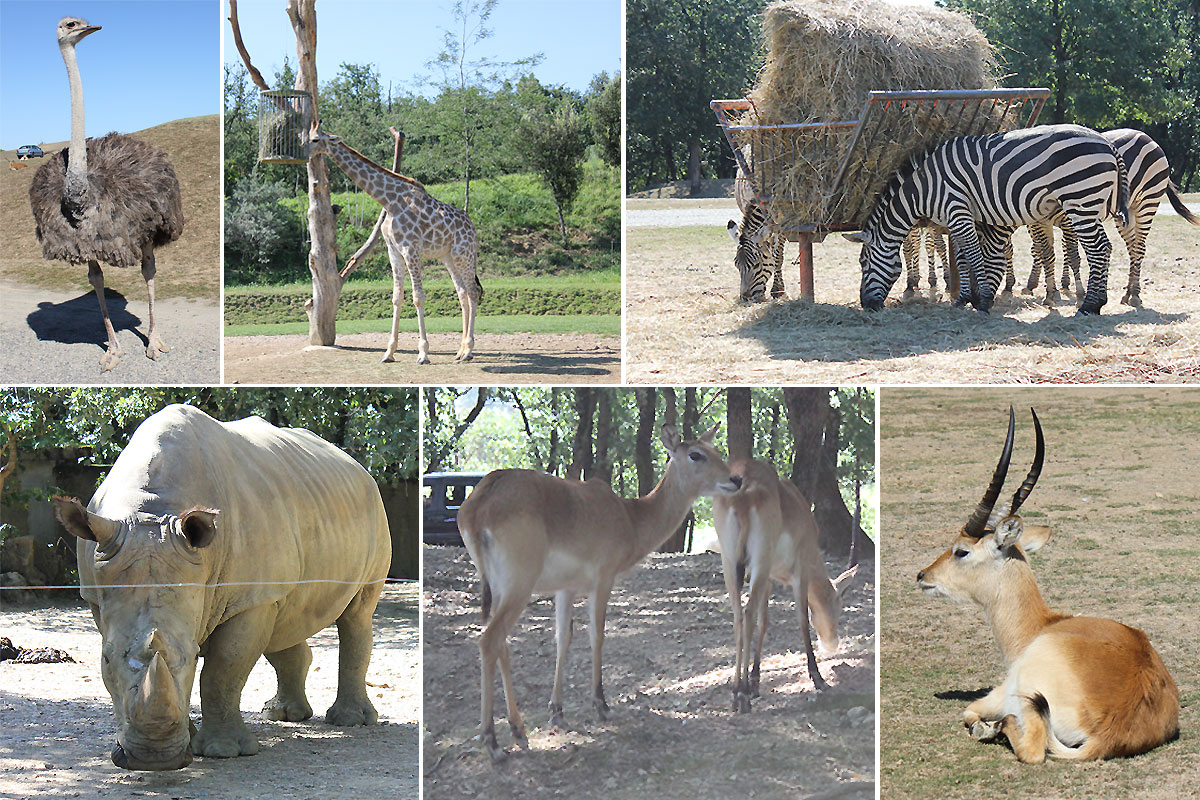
left=80, top=24, right=101, bottom=37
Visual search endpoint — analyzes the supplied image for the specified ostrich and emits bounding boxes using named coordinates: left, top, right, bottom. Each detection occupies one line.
left=29, top=16, right=183, bottom=372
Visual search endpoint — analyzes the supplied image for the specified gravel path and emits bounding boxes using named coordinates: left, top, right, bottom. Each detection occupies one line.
left=0, top=281, right=220, bottom=384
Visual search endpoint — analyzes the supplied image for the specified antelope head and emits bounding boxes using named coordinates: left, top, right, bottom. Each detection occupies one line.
left=917, top=407, right=1051, bottom=605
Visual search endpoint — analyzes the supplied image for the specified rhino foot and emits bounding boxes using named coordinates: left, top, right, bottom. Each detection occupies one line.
left=263, top=695, right=313, bottom=722
left=326, top=698, right=379, bottom=726
left=192, top=723, right=259, bottom=758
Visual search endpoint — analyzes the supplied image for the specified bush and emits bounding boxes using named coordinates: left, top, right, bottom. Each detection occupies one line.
left=224, top=178, right=307, bottom=284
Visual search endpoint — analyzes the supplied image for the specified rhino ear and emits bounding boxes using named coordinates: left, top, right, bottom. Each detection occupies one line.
left=52, top=496, right=120, bottom=548
left=178, top=507, right=220, bottom=549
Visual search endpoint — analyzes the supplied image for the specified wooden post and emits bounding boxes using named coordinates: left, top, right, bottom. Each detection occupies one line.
left=287, top=0, right=342, bottom=347
left=797, top=232, right=814, bottom=301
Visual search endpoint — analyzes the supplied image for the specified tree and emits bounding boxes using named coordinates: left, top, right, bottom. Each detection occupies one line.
left=588, top=71, right=622, bottom=168
left=518, top=101, right=588, bottom=244
left=428, top=0, right=542, bottom=212
left=726, top=388, right=752, bottom=461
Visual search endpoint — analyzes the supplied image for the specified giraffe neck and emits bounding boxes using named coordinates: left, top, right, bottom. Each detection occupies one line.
left=323, top=140, right=423, bottom=211
left=61, top=40, right=89, bottom=211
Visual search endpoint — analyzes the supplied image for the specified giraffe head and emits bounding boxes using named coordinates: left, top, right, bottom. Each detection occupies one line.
left=307, top=129, right=342, bottom=157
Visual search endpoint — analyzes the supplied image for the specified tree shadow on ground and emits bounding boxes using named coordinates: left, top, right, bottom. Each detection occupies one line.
left=26, top=289, right=145, bottom=350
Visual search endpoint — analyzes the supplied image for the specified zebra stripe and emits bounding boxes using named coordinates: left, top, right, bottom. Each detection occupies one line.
left=852, top=124, right=1130, bottom=314
left=1022, top=129, right=1197, bottom=307
left=728, top=193, right=785, bottom=303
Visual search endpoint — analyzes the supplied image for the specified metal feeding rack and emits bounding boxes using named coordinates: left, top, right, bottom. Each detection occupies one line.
left=258, top=89, right=313, bottom=164
left=711, top=88, right=1051, bottom=300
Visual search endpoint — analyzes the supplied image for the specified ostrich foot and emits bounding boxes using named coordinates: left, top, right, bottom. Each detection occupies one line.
left=146, top=333, right=169, bottom=360
left=99, top=345, right=122, bottom=372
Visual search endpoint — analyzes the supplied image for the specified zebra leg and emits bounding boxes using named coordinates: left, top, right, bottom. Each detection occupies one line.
left=934, top=229, right=952, bottom=298
left=979, top=224, right=1016, bottom=311
left=924, top=227, right=939, bottom=300
left=902, top=228, right=920, bottom=300
left=769, top=234, right=786, bottom=299
left=1060, top=223, right=1084, bottom=299
left=1027, top=222, right=1059, bottom=304
left=1071, top=217, right=1113, bottom=315
left=946, top=217, right=987, bottom=310
left=1002, top=237, right=1015, bottom=297
left=1119, top=202, right=1155, bottom=308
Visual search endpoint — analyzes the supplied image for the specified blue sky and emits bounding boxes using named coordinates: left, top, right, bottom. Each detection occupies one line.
left=224, top=0, right=622, bottom=99
left=0, top=1, right=220, bottom=149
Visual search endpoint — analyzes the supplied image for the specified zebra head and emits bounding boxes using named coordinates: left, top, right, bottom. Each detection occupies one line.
left=728, top=210, right=772, bottom=303
left=845, top=227, right=904, bottom=311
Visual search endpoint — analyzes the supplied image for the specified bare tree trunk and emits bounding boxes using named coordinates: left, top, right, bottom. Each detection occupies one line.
left=687, top=138, right=702, bottom=195
left=767, top=401, right=781, bottom=462
left=567, top=388, right=595, bottom=481
left=660, top=387, right=692, bottom=553
left=593, top=391, right=613, bottom=484
left=683, top=387, right=697, bottom=438
left=726, top=388, right=753, bottom=461
left=425, top=388, right=488, bottom=473
left=547, top=388, right=560, bottom=475
left=286, top=0, right=342, bottom=347
left=782, top=387, right=865, bottom=559
left=635, top=388, right=656, bottom=496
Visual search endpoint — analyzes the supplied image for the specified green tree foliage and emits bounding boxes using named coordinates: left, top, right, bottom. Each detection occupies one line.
left=518, top=100, right=588, bottom=244
left=945, top=0, right=1200, bottom=188
left=224, top=177, right=308, bottom=285
left=626, top=0, right=765, bottom=191
left=0, top=388, right=418, bottom=490
left=588, top=71, right=622, bottom=168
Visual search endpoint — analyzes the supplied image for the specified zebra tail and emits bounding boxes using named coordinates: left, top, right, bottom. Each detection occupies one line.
left=1166, top=181, right=1200, bottom=226
left=1113, top=146, right=1132, bottom=231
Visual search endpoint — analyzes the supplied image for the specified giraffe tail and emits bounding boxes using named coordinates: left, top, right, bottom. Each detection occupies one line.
left=474, top=274, right=484, bottom=299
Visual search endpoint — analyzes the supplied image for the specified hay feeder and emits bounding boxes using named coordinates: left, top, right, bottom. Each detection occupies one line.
left=258, top=89, right=312, bottom=164
left=712, top=88, right=1050, bottom=301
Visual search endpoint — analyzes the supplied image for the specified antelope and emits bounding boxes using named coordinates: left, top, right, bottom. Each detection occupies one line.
left=917, top=407, right=1179, bottom=763
left=456, top=424, right=741, bottom=762
left=713, top=459, right=858, bottom=712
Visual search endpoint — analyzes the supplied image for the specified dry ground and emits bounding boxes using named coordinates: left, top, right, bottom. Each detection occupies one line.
left=0, top=583, right=419, bottom=800
left=880, top=389, right=1200, bottom=800
left=423, top=546, right=876, bottom=800
left=223, top=332, right=620, bottom=385
left=625, top=203, right=1200, bottom=383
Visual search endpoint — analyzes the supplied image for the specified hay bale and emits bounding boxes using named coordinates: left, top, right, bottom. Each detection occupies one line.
left=736, top=0, right=1012, bottom=229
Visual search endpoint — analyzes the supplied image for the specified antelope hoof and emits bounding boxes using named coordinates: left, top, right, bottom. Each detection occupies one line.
left=594, top=690, right=610, bottom=720
left=99, top=346, right=121, bottom=372
left=735, top=692, right=752, bottom=714
left=481, top=731, right=508, bottom=763
left=811, top=673, right=829, bottom=692
left=549, top=704, right=568, bottom=730
left=967, top=718, right=1003, bottom=742
left=509, top=723, right=529, bottom=750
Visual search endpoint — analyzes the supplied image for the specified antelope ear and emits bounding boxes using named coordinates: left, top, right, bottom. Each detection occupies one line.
left=843, top=231, right=870, bottom=244
left=660, top=424, right=682, bottom=451
left=699, top=424, right=720, bottom=444
left=52, top=496, right=120, bottom=548
left=1020, top=524, right=1052, bottom=554
left=727, top=220, right=740, bottom=242
left=994, top=516, right=1023, bottom=549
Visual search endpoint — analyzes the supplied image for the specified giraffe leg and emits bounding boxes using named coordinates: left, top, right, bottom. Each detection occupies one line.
left=451, top=248, right=479, bottom=362
left=380, top=241, right=405, bottom=363
left=404, top=248, right=430, bottom=364
left=88, top=260, right=122, bottom=372
left=141, top=244, right=169, bottom=359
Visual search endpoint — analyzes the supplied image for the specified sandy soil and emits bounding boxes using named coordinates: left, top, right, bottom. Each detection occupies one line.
left=880, top=389, right=1200, bottom=800
left=625, top=207, right=1200, bottom=384
left=224, top=332, right=621, bottom=385
left=0, top=583, right=419, bottom=800
left=422, top=545, right=876, bottom=800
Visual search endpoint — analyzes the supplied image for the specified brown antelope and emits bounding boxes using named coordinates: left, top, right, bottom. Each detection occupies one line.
left=456, top=424, right=741, bottom=762
left=713, top=459, right=858, bottom=712
left=917, top=407, right=1179, bottom=763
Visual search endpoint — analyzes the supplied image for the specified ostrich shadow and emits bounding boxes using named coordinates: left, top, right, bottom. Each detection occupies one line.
left=26, top=289, right=146, bottom=350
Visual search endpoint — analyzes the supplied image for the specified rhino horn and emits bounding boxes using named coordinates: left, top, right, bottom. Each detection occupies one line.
left=131, top=651, right=182, bottom=728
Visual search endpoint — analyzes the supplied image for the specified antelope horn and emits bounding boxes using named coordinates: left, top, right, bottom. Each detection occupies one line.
left=963, top=406, right=1015, bottom=538
left=1008, top=408, right=1044, bottom=515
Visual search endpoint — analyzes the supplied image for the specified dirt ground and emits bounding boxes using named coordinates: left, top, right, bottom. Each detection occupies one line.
left=880, top=389, right=1200, bottom=800
left=625, top=203, right=1200, bottom=384
left=224, top=332, right=621, bottom=385
left=0, top=583, right=419, bottom=800
left=422, top=545, right=876, bottom=800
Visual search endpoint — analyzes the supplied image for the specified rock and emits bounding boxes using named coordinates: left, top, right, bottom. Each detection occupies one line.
left=0, top=572, right=27, bottom=588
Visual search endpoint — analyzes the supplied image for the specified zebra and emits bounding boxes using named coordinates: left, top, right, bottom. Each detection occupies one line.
left=1019, top=129, right=1199, bottom=307
left=727, top=159, right=786, bottom=303
left=847, top=124, right=1130, bottom=314
left=902, top=223, right=952, bottom=300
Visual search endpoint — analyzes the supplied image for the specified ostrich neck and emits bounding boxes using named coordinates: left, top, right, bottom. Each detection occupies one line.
left=61, top=42, right=89, bottom=203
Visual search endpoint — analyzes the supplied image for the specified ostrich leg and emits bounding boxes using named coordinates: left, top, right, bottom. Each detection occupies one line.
left=140, top=242, right=169, bottom=359
left=88, top=260, right=122, bottom=371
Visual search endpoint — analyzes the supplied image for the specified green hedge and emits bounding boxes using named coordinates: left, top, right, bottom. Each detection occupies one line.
left=224, top=283, right=619, bottom=326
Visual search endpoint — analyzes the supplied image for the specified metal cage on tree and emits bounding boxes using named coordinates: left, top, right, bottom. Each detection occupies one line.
left=257, top=89, right=312, bottom=164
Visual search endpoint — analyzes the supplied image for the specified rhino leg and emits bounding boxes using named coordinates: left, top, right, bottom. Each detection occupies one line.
left=193, top=608, right=274, bottom=758
left=263, top=641, right=314, bottom=721
left=326, top=582, right=384, bottom=726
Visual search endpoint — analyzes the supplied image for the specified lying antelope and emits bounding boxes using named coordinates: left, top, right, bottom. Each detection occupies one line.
left=456, top=424, right=741, bottom=762
left=917, top=407, right=1179, bottom=763
left=713, top=459, right=858, bottom=712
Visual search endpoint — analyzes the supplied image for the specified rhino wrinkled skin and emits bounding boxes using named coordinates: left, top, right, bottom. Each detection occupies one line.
left=53, top=404, right=391, bottom=770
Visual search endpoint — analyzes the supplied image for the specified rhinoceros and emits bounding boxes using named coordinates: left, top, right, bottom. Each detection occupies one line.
left=52, top=404, right=391, bottom=770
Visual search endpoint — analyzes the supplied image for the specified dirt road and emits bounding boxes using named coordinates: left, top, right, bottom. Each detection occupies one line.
left=0, top=583, right=419, bottom=800
left=423, top=546, right=876, bottom=800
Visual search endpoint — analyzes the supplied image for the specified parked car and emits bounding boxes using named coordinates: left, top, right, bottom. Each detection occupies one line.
left=16, top=145, right=44, bottom=159
left=423, top=471, right=487, bottom=546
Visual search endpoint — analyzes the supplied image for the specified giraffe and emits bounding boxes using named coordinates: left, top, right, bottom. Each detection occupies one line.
left=308, top=130, right=481, bottom=364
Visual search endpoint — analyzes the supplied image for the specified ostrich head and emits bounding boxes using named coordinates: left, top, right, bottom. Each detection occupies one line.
left=57, top=16, right=101, bottom=48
